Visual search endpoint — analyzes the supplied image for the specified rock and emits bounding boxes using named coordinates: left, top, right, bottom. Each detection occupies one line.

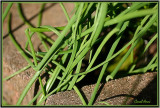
left=45, top=72, right=157, bottom=105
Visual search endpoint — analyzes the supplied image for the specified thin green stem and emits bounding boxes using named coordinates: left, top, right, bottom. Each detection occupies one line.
left=106, top=13, right=158, bottom=81
left=143, top=33, right=157, bottom=54
left=144, top=53, right=157, bottom=72
left=2, top=3, right=13, bottom=22
left=68, top=59, right=82, bottom=90
left=73, top=86, right=87, bottom=105
left=3, top=65, right=31, bottom=81
left=25, top=28, right=46, bottom=102
left=25, top=29, right=38, bottom=66
left=74, top=12, right=157, bottom=78
left=17, top=3, right=54, bottom=45
left=17, top=3, right=33, bottom=27
left=60, top=3, right=70, bottom=22
left=28, top=90, right=42, bottom=105
left=16, top=70, right=42, bottom=105
left=8, top=13, right=35, bottom=68
left=37, top=3, right=45, bottom=27
left=104, top=8, right=157, bottom=27
left=37, top=75, right=72, bottom=105
left=36, top=5, right=81, bottom=71
left=88, top=21, right=128, bottom=105
left=129, top=63, right=157, bottom=74
left=38, top=77, right=46, bottom=97
left=37, top=3, right=49, bottom=51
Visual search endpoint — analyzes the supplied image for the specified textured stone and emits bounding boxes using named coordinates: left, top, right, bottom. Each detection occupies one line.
left=46, top=72, right=157, bottom=106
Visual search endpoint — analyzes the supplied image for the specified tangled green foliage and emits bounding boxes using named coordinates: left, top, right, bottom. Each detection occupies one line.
left=3, top=2, right=158, bottom=106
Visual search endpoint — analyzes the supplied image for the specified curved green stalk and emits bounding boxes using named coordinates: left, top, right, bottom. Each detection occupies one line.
left=73, top=3, right=108, bottom=83
left=37, top=75, right=72, bottom=105
left=35, top=5, right=81, bottom=71
left=8, top=13, right=35, bottom=68
left=70, top=3, right=108, bottom=72
left=144, top=53, right=157, bottom=72
left=129, top=63, right=157, bottom=74
left=51, top=61, right=66, bottom=72
left=3, top=65, right=31, bottom=81
left=37, top=4, right=84, bottom=103
left=88, top=21, right=128, bottom=105
left=54, top=3, right=84, bottom=92
left=37, top=3, right=49, bottom=51
left=25, top=28, right=46, bottom=97
left=104, top=8, right=157, bottom=27
left=28, top=90, right=42, bottom=105
left=68, top=59, right=82, bottom=90
left=16, top=70, right=42, bottom=105
left=73, top=86, right=87, bottom=105
left=143, top=33, right=157, bottom=54
left=2, top=3, right=13, bottom=22
left=6, top=2, right=157, bottom=106
left=38, top=53, right=69, bottom=103
left=106, top=12, right=158, bottom=81
left=37, top=3, right=45, bottom=26
left=25, top=29, right=38, bottom=66
left=81, top=4, right=156, bottom=38
left=17, top=3, right=54, bottom=45
left=60, top=3, right=70, bottom=22
left=73, top=12, right=157, bottom=79
left=26, top=4, right=156, bottom=42
left=17, top=3, right=33, bottom=27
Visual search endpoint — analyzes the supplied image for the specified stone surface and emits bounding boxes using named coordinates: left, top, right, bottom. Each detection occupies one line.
left=45, top=72, right=157, bottom=106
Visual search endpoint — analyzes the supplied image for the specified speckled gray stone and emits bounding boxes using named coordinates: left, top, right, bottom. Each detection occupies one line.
left=45, top=72, right=157, bottom=106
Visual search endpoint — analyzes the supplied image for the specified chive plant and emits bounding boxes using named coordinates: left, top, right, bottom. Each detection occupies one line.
left=3, top=2, right=158, bottom=106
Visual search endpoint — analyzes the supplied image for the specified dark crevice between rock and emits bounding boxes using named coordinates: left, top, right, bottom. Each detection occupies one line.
left=33, top=71, right=49, bottom=105
left=131, top=76, right=157, bottom=105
